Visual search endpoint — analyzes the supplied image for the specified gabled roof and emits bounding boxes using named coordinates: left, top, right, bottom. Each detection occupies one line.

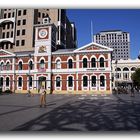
left=74, top=42, right=113, bottom=52
left=0, top=49, right=15, bottom=57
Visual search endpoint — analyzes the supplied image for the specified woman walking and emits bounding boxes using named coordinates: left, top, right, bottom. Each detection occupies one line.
left=39, top=86, right=46, bottom=107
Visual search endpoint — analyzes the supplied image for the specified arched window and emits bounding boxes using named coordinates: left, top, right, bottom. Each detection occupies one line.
left=0, top=62, right=4, bottom=71
left=6, top=62, right=10, bottom=70
left=91, top=76, right=96, bottom=87
left=40, top=59, right=45, bottom=69
left=56, top=76, right=61, bottom=87
left=56, top=59, right=61, bottom=69
left=123, top=67, right=129, bottom=71
left=6, top=77, right=9, bottom=87
left=91, top=58, right=96, bottom=67
left=131, top=67, right=136, bottom=71
left=18, top=61, right=22, bottom=70
left=83, top=58, right=87, bottom=68
left=115, top=67, right=121, bottom=71
left=115, top=68, right=121, bottom=79
left=68, top=59, right=73, bottom=69
left=100, top=57, right=104, bottom=67
left=0, top=77, right=3, bottom=87
left=123, top=67, right=129, bottom=80
left=68, top=76, right=73, bottom=87
left=18, top=77, right=22, bottom=87
left=83, top=76, right=88, bottom=87
left=100, top=76, right=105, bottom=87
left=29, top=76, right=32, bottom=87
left=29, top=60, right=33, bottom=70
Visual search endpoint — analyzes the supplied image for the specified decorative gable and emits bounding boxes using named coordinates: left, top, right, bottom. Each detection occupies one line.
left=0, top=49, right=15, bottom=57
left=80, top=45, right=107, bottom=51
left=74, top=42, right=113, bottom=52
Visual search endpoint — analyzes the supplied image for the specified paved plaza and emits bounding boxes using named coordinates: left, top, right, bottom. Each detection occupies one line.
left=0, top=93, right=140, bottom=131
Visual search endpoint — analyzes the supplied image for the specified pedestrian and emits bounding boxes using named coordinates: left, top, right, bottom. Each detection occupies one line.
left=130, top=86, right=134, bottom=97
left=30, top=90, right=34, bottom=97
left=39, top=85, right=46, bottom=107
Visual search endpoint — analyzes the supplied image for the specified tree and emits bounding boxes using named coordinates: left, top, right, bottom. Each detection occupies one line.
left=131, top=68, right=140, bottom=88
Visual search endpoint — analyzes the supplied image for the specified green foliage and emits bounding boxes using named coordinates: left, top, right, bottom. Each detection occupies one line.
left=131, top=68, right=140, bottom=87
left=3, top=89, right=12, bottom=94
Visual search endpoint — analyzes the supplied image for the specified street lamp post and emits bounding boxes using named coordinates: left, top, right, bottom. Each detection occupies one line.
left=14, top=55, right=17, bottom=93
left=115, top=59, right=118, bottom=94
left=114, top=49, right=118, bottom=94
left=28, top=54, right=32, bottom=95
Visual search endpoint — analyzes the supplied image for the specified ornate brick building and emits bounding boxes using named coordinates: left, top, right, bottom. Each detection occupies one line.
left=0, top=23, right=113, bottom=94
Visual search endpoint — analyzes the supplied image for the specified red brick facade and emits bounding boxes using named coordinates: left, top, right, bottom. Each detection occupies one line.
left=0, top=42, right=112, bottom=94
left=0, top=24, right=113, bottom=94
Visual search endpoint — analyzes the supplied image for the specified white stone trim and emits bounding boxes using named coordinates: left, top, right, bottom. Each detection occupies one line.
left=37, top=75, right=48, bottom=90
left=98, top=55, right=106, bottom=68
left=99, top=74, right=106, bottom=91
left=28, top=59, right=34, bottom=70
left=0, top=49, right=15, bottom=56
left=90, top=55, right=97, bottom=68
left=39, top=57, right=45, bottom=62
left=0, top=76, right=4, bottom=91
left=55, top=57, right=62, bottom=69
left=5, top=76, right=10, bottom=89
left=82, top=55, right=89, bottom=68
left=17, top=76, right=23, bottom=90
left=74, top=42, right=113, bottom=52
left=18, top=59, right=23, bottom=64
left=90, top=74, right=97, bottom=91
left=27, top=58, right=34, bottom=64
left=76, top=54, right=79, bottom=69
left=5, top=59, right=11, bottom=64
left=27, top=76, right=34, bottom=90
left=82, top=74, right=89, bottom=91
left=5, top=60, right=11, bottom=71
left=55, top=75, right=62, bottom=91
left=52, top=68, right=111, bottom=73
left=0, top=60, right=4, bottom=64
left=0, top=61, right=5, bottom=71
left=67, top=75, right=74, bottom=91
left=67, top=56, right=74, bottom=69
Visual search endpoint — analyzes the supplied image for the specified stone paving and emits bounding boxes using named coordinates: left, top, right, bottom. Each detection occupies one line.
left=0, top=93, right=140, bottom=131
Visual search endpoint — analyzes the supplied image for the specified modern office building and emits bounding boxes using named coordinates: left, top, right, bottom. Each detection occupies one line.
left=0, top=22, right=113, bottom=94
left=0, top=9, right=77, bottom=53
left=94, top=30, right=130, bottom=60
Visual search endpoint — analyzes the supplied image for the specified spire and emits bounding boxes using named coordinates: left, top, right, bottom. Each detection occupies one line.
left=91, top=20, right=93, bottom=42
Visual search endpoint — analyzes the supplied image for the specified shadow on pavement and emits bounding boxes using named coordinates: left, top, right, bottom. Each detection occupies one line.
left=0, top=103, right=56, bottom=116
left=12, top=95, right=140, bottom=131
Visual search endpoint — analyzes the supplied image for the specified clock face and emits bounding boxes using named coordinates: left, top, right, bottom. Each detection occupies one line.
left=38, top=28, right=49, bottom=39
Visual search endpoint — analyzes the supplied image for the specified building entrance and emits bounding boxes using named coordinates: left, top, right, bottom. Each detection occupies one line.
left=38, top=76, right=47, bottom=89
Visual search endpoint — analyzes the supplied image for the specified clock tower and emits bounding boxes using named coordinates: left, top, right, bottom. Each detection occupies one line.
left=34, top=23, right=57, bottom=93
left=34, top=23, right=57, bottom=55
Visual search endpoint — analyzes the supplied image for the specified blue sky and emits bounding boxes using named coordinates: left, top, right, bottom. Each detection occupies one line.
left=67, top=9, right=140, bottom=59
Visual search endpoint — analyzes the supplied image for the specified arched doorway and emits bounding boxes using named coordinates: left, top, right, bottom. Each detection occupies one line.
left=38, top=76, right=47, bottom=89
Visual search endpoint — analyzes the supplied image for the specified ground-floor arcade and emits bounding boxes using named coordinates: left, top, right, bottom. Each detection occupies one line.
left=0, top=72, right=112, bottom=94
